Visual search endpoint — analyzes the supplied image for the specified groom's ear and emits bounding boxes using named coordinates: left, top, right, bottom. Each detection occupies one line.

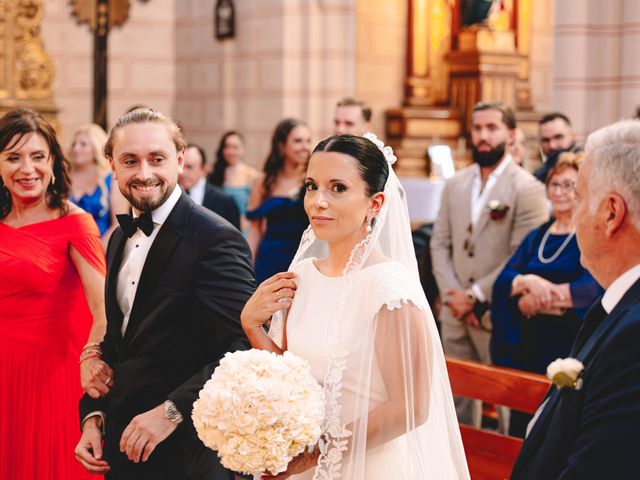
left=369, top=192, right=385, bottom=217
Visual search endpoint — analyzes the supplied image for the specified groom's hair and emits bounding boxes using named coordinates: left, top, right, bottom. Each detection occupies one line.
left=104, top=108, right=186, bottom=158
left=313, top=134, right=389, bottom=197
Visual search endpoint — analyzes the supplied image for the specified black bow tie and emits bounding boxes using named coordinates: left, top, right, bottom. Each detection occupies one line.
left=116, top=212, right=155, bottom=238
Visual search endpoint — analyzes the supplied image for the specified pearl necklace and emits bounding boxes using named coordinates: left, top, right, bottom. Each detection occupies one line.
left=537, top=223, right=575, bottom=264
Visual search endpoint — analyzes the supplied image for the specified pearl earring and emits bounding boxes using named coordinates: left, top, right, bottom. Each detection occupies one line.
left=366, top=216, right=373, bottom=233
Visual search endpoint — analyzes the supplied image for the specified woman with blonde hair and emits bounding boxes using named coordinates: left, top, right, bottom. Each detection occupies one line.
left=68, top=123, right=128, bottom=237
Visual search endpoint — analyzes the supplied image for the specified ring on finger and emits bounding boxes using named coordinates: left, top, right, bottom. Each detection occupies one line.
left=105, top=376, right=111, bottom=384
left=276, top=290, right=282, bottom=300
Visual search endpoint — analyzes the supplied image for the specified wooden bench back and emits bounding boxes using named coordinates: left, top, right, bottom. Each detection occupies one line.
left=446, top=357, right=551, bottom=480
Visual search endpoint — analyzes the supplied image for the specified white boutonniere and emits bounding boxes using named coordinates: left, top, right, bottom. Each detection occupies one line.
left=546, top=357, right=584, bottom=390
left=486, top=199, right=510, bottom=220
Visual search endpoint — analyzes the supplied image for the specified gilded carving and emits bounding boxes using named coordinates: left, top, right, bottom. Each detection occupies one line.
left=429, top=0, right=452, bottom=104
left=14, top=0, right=55, bottom=100
left=69, top=0, right=132, bottom=32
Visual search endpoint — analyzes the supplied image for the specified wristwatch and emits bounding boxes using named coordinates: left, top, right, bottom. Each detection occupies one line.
left=163, top=399, right=184, bottom=425
left=465, top=289, right=477, bottom=305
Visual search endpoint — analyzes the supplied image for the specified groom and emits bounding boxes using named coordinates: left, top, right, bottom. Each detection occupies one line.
left=74, top=108, right=256, bottom=479
left=510, top=119, right=640, bottom=479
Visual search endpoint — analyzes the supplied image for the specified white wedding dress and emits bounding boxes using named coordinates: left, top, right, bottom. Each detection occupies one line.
left=271, top=257, right=468, bottom=479
left=265, top=133, right=468, bottom=480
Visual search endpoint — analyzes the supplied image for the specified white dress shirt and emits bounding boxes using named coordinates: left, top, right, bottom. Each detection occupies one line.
left=116, top=185, right=182, bottom=335
left=187, top=177, right=206, bottom=206
left=469, top=155, right=511, bottom=302
left=601, top=263, right=640, bottom=314
left=470, top=154, right=512, bottom=224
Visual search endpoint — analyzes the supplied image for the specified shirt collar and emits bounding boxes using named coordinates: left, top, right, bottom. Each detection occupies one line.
left=472, top=154, right=512, bottom=179
left=601, top=263, right=640, bottom=313
left=191, top=177, right=206, bottom=197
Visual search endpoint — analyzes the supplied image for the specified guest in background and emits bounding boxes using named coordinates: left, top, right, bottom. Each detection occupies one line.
left=491, top=152, right=603, bottom=436
left=208, top=131, right=258, bottom=232
left=180, top=144, right=240, bottom=229
left=246, top=118, right=311, bottom=283
left=430, top=101, right=548, bottom=428
left=509, top=127, right=527, bottom=166
left=333, top=97, right=372, bottom=136
left=0, top=108, right=109, bottom=479
left=534, top=112, right=579, bottom=182
left=68, top=123, right=129, bottom=239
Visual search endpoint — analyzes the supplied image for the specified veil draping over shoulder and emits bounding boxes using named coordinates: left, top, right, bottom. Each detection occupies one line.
left=269, top=134, right=469, bottom=479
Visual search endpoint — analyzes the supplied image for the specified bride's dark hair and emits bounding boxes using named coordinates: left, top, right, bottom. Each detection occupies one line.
left=313, top=134, right=389, bottom=197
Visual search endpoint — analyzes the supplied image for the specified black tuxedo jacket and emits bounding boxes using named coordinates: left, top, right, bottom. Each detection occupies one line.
left=202, top=184, right=240, bottom=230
left=80, top=193, right=256, bottom=480
left=511, top=278, right=640, bottom=480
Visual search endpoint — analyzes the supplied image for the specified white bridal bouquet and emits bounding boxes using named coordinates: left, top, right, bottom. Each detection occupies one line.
left=192, top=349, right=325, bottom=476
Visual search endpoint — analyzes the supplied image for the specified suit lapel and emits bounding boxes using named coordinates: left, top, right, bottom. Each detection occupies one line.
left=202, top=185, right=212, bottom=208
left=122, top=194, right=192, bottom=344
left=516, top=279, right=640, bottom=470
left=105, top=228, right=127, bottom=341
left=455, top=169, right=473, bottom=234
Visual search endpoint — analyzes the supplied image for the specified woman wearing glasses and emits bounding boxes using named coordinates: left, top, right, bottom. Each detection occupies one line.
left=491, top=152, right=603, bottom=436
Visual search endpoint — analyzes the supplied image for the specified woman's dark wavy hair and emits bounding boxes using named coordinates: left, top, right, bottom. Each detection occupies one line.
left=313, top=134, right=389, bottom=197
left=263, top=118, right=306, bottom=197
left=208, top=130, right=244, bottom=187
left=0, top=108, right=71, bottom=219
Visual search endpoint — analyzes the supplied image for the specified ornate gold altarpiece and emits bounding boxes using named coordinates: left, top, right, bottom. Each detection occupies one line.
left=0, top=0, right=57, bottom=122
left=387, top=0, right=540, bottom=176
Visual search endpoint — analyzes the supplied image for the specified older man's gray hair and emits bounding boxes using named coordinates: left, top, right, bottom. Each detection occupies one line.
left=585, top=119, right=640, bottom=230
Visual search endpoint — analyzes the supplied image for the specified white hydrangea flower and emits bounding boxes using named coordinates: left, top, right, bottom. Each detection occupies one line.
left=546, top=357, right=584, bottom=390
left=192, top=349, right=325, bottom=476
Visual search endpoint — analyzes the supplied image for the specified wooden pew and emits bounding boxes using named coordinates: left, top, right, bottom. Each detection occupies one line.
left=446, top=357, right=551, bottom=480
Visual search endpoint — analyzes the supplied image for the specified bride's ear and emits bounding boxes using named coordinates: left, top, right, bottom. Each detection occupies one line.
left=368, top=192, right=385, bottom=218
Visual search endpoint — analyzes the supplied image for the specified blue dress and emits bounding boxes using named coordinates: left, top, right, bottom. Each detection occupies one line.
left=491, top=220, right=603, bottom=373
left=246, top=190, right=309, bottom=284
left=223, top=185, right=252, bottom=216
left=70, top=172, right=112, bottom=235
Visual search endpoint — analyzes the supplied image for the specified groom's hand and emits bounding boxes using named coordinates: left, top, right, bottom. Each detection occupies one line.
left=75, top=416, right=111, bottom=474
left=120, top=404, right=178, bottom=463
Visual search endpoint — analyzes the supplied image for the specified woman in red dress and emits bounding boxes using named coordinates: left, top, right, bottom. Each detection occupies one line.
left=0, top=109, right=111, bottom=478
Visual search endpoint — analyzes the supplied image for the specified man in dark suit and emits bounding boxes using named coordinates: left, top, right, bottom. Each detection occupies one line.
left=74, top=108, right=256, bottom=479
left=533, top=112, right=580, bottom=182
left=511, top=119, right=640, bottom=479
left=180, top=144, right=240, bottom=229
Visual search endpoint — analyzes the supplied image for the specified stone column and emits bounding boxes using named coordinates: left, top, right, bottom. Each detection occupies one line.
left=553, top=0, right=640, bottom=141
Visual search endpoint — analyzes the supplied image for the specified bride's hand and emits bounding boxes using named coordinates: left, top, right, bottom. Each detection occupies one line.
left=241, top=272, right=297, bottom=331
left=260, top=448, right=319, bottom=480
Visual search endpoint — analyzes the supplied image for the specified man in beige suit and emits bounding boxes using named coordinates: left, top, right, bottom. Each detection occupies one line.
left=431, top=101, right=548, bottom=426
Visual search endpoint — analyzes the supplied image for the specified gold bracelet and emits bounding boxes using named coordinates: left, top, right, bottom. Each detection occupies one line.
left=79, top=353, right=102, bottom=364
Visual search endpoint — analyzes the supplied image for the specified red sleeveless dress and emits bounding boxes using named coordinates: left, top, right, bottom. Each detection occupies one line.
left=0, top=213, right=106, bottom=480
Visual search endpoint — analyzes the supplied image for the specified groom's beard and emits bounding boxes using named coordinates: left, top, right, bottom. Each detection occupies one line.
left=472, top=142, right=506, bottom=168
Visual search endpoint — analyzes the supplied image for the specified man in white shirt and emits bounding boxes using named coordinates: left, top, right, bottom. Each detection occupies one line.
left=74, top=108, right=255, bottom=480
left=431, top=101, right=548, bottom=426
left=511, top=119, right=640, bottom=479
left=333, top=97, right=372, bottom=136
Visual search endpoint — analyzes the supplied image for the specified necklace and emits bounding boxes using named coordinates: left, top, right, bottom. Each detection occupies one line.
left=537, top=223, right=575, bottom=264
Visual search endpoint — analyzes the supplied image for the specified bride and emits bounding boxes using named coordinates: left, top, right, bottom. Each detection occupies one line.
left=241, top=134, right=469, bottom=479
